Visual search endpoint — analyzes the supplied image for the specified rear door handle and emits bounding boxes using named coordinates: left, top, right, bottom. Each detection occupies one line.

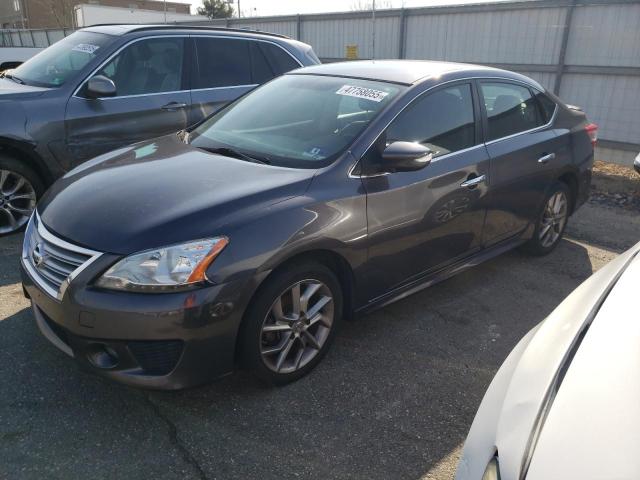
left=538, top=153, right=556, bottom=164
left=161, top=102, right=187, bottom=111
left=460, top=174, right=486, bottom=188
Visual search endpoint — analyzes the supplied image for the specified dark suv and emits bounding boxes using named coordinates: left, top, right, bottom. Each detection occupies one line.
left=0, top=25, right=319, bottom=235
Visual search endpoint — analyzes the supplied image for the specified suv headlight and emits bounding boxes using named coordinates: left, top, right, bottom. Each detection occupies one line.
left=95, top=237, right=228, bottom=292
left=481, top=457, right=501, bottom=480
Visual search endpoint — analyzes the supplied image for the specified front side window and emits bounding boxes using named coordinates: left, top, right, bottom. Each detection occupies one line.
left=91, top=37, right=184, bottom=97
left=10, top=31, right=114, bottom=87
left=189, top=74, right=403, bottom=168
left=481, top=82, right=542, bottom=141
left=194, top=37, right=252, bottom=89
left=385, top=83, right=476, bottom=158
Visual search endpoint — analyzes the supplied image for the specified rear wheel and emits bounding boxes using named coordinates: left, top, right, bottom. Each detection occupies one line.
left=0, top=155, right=43, bottom=236
left=240, top=262, right=343, bottom=385
left=522, top=181, right=570, bottom=256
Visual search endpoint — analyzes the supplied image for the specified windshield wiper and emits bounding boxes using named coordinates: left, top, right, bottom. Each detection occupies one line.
left=201, top=146, right=271, bottom=165
left=3, top=73, right=25, bottom=85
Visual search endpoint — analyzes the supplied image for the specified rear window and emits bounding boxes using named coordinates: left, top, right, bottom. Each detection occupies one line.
left=480, top=82, right=542, bottom=141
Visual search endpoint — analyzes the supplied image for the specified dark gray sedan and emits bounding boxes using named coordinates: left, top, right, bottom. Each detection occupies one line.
left=21, top=60, right=596, bottom=389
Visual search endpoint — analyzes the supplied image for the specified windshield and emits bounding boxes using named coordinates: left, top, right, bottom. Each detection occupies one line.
left=10, top=31, right=114, bottom=88
left=189, top=75, right=403, bottom=168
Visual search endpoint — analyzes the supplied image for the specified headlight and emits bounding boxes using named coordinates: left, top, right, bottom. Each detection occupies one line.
left=481, top=457, right=501, bottom=480
left=95, top=237, right=228, bottom=292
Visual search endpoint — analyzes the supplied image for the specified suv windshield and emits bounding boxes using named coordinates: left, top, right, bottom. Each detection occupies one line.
left=10, top=31, right=114, bottom=88
left=189, top=74, right=403, bottom=168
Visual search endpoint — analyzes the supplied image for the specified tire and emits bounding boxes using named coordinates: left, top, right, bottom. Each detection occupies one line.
left=0, top=154, right=44, bottom=236
left=240, top=261, right=343, bottom=385
left=521, top=181, right=571, bottom=256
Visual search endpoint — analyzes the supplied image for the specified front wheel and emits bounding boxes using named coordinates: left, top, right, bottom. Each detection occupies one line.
left=0, top=155, right=43, bottom=236
left=522, top=181, right=570, bottom=256
left=240, top=262, right=343, bottom=385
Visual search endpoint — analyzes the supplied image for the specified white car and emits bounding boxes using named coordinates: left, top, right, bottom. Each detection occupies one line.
left=456, top=240, right=640, bottom=480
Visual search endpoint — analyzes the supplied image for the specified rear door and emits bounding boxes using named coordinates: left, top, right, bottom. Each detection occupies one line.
left=65, top=36, right=190, bottom=165
left=187, top=36, right=302, bottom=126
left=478, top=80, right=562, bottom=245
left=361, top=81, right=490, bottom=298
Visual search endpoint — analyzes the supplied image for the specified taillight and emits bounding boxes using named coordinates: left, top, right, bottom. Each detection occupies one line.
left=585, top=123, right=598, bottom=147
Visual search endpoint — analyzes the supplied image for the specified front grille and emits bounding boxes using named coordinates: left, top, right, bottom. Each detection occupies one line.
left=23, top=214, right=102, bottom=299
left=128, top=340, right=184, bottom=376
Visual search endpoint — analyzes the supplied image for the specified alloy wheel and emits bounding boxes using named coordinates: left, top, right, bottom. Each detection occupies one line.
left=0, top=170, right=37, bottom=235
left=260, top=279, right=334, bottom=374
left=539, top=190, right=568, bottom=248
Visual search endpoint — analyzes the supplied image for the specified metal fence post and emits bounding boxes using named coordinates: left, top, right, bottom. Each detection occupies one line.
left=398, top=8, right=407, bottom=59
left=554, top=0, right=577, bottom=95
left=296, top=14, right=302, bottom=41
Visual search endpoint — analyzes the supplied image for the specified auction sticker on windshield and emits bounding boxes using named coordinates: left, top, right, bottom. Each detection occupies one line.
left=336, top=85, right=389, bottom=102
left=72, top=44, right=101, bottom=55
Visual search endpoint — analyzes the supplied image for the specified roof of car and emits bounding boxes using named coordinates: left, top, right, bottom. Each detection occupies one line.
left=292, top=60, right=538, bottom=87
left=81, top=24, right=291, bottom=40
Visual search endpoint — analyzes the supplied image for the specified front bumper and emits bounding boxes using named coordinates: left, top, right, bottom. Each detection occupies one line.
left=21, top=255, right=265, bottom=390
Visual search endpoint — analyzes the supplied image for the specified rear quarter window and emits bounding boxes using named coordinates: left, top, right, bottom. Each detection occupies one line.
left=534, top=91, right=557, bottom=124
left=258, top=42, right=301, bottom=75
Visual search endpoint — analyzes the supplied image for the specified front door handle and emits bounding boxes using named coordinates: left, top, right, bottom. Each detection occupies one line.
left=538, top=153, right=556, bottom=164
left=161, top=102, right=187, bottom=111
left=460, top=174, right=486, bottom=188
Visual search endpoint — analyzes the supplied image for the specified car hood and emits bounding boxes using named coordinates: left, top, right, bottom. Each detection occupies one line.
left=0, top=77, right=49, bottom=98
left=38, top=135, right=317, bottom=255
left=456, top=240, right=640, bottom=480
left=525, top=251, right=640, bottom=480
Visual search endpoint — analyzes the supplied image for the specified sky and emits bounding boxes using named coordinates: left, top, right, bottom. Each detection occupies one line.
left=176, top=0, right=501, bottom=17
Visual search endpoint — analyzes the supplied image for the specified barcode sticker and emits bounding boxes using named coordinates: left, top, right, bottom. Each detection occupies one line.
left=336, top=85, right=389, bottom=102
left=72, top=44, right=100, bottom=54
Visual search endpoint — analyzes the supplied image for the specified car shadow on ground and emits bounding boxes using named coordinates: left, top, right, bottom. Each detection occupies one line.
left=0, top=238, right=596, bottom=480
left=0, top=233, right=23, bottom=288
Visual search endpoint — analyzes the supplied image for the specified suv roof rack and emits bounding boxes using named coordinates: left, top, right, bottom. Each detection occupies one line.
left=86, top=24, right=291, bottom=40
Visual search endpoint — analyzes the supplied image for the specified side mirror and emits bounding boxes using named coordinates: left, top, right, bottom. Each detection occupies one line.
left=85, top=75, right=116, bottom=99
left=382, top=141, right=433, bottom=172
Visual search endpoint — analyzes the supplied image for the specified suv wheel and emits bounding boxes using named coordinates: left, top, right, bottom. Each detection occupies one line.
left=240, top=262, right=343, bottom=385
left=522, top=181, right=570, bottom=256
left=0, top=155, right=43, bottom=236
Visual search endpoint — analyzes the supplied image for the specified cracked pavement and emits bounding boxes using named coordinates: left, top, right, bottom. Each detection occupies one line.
left=1, top=201, right=638, bottom=480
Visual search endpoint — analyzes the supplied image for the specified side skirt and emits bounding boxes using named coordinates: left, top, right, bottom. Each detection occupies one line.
left=355, top=234, right=526, bottom=316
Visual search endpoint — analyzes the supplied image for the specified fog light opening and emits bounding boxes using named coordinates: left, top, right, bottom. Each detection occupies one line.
left=87, top=344, right=119, bottom=369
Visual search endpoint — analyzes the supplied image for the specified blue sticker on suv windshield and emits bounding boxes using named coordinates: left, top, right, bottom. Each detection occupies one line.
left=302, top=147, right=325, bottom=159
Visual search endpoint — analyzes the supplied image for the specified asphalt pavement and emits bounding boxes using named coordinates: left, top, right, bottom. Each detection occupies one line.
left=1, top=201, right=638, bottom=480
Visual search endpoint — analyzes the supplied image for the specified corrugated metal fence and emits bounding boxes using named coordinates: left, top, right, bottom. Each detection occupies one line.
left=194, top=0, right=640, bottom=165
left=2, top=0, right=639, bottom=164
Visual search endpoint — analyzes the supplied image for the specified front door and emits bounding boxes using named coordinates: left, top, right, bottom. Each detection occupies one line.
left=361, top=82, right=490, bottom=299
left=478, top=81, right=560, bottom=245
left=65, top=36, right=190, bottom=166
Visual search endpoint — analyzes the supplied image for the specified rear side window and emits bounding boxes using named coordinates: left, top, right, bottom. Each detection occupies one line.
left=194, top=37, right=251, bottom=88
left=480, top=82, right=542, bottom=141
left=257, top=42, right=300, bottom=75
left=386, top=83, right=476, bottom=158
left=534, top=91, right=557, bottom=124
